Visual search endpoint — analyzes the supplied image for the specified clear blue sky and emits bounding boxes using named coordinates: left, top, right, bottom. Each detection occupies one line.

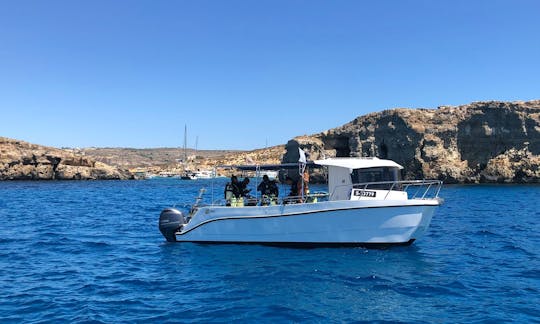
left=1, top=0, right=539, bottom=150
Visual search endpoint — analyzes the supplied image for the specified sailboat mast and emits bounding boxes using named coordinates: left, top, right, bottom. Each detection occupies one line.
left=183, top=125, right=187, bottom=162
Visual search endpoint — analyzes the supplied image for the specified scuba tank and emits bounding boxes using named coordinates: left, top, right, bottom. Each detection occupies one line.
left=236, top=197, right=244, bottom=207
left=225, top=183, right=234, bottom=206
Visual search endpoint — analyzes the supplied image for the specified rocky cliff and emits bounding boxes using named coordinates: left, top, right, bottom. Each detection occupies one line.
left=4, top=100, right=538, bottom=183
left=283, top=100, right=540, bottom=183
left=0, top=137, right=133, bottom=180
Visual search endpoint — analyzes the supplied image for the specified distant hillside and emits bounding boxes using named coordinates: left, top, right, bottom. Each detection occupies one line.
left=77, top=145, right=286, bottom=172
left=4, top=99, right=538, bottom=183
left=0, top=137, right=284, bottom=180
left=203, top=145, right=285, bottom=167
left=80, top=147, right=243, bottom=168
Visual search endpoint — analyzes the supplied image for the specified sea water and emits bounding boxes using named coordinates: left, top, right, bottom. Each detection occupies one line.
left=0, top=179, right=539, bottom=323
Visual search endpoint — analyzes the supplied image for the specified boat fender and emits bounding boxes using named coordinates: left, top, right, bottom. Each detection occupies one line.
left=159, top=208, right=186, bottom=242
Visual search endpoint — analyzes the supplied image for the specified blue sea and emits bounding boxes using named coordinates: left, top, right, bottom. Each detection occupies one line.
left=1, top=179, right=539, bottom=323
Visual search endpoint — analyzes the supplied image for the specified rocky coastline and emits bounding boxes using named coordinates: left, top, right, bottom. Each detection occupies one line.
left=282, top=100, right=540, bottom=183
left=2, top=100, right=539, bottom=183
left=0, top=137, right=132, bottom=180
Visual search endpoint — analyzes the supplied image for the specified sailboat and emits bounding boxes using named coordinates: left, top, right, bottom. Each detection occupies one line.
left=179, top=125, right=195, bottom=180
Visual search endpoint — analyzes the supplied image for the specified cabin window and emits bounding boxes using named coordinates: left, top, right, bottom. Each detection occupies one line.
left=351, top=167, right=401, bottom=189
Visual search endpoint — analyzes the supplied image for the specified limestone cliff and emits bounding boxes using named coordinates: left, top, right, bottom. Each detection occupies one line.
left=0, top=137, right=133, bottom=180
left=283, top=100, right=540, bottom=183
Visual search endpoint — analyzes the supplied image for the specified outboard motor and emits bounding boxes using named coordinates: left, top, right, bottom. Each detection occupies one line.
left=159, top=208, right=186, bottom=242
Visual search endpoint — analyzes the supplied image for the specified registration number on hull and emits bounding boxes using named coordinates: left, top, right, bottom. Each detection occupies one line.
left=352, top=190, right=377, bottom=198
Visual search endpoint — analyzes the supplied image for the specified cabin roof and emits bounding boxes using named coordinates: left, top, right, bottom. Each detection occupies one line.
left=217, top=158, right=403, bottom=171
left=314, top=157, right=403, bottom=170
left=218, top=162, right=317, bottom=171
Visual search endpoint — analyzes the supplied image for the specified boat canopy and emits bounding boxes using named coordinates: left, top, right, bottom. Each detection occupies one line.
left=217, top=162, right=317, bottom=171
left=217, top=158, right=402, bottom=171
left=314, top=157, right=403, bottom=170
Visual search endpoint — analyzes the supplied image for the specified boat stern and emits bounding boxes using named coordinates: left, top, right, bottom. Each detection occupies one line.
left=159, top=208, right=187, bottom=242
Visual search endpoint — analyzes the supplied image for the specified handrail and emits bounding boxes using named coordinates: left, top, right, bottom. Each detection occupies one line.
left=204, top=192, right=330, bottom=208
left=331, top=180, right=442, bottom=201
left=186, top=180, right=441, bottom=209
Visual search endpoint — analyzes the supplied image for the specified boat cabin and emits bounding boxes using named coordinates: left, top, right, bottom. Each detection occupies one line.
left=314, top=157, right=407, bottom=201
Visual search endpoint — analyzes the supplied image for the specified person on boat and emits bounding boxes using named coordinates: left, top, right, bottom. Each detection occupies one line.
left=239, top=177, right=251, bottom=197
left=299, top=170, right=309, bottom=194
left=283, top=176, right=299, bottom=204
left=298, top=170, right=310, bottom=202
left=258, top=175, right=279, bottom=205
left=224, top=175, right=241, bottom=206
left=285, top=176, right=298, bottom=196
left=234, top=177, right=252, bottom=207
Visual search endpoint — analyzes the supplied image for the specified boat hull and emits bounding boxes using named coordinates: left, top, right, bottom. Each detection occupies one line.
left=173, top=200, right=438, bottom=245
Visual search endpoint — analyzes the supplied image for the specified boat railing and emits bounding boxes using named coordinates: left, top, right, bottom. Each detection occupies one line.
left=186, top=180, right=441, bottom=210
left=208, top=191, right=330, bottom=207
left=331, top=179, right=443, bottom=200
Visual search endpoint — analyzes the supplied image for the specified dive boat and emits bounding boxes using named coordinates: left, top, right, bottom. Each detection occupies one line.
left=158, top=157, right=443, bottom=247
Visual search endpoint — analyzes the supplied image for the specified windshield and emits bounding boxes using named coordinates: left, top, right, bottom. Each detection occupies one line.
left=351, top=167, right=401, bottom=189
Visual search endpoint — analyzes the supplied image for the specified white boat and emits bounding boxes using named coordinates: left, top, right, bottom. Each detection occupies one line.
left=158, top=171, right=181, bottom=178
left=180, top=170, right=215, bottom=180
left=159, top=157, right=443, bottom=247
left=193, top=170, right=214, bottom=179
left=180, top=172, right=197, bottom=180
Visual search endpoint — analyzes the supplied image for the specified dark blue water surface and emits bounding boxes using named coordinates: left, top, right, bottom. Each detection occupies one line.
left=1, top=179, right=539, bottom=323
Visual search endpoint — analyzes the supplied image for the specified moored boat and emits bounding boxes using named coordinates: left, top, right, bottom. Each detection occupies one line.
left=193, top=170, right=214, bottom=179
left=159, top=156, right=443, bottom=247
left=180, top=171, right=197, bottom=180
left=180, top=170, right=215, bottom=180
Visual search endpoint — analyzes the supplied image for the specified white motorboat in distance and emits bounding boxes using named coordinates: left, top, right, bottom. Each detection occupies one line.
left=180, top=170, right=216, bottom=180
left=193, top=170, right=214, bottom=179
left=159, top=157, right=443, bottom=247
